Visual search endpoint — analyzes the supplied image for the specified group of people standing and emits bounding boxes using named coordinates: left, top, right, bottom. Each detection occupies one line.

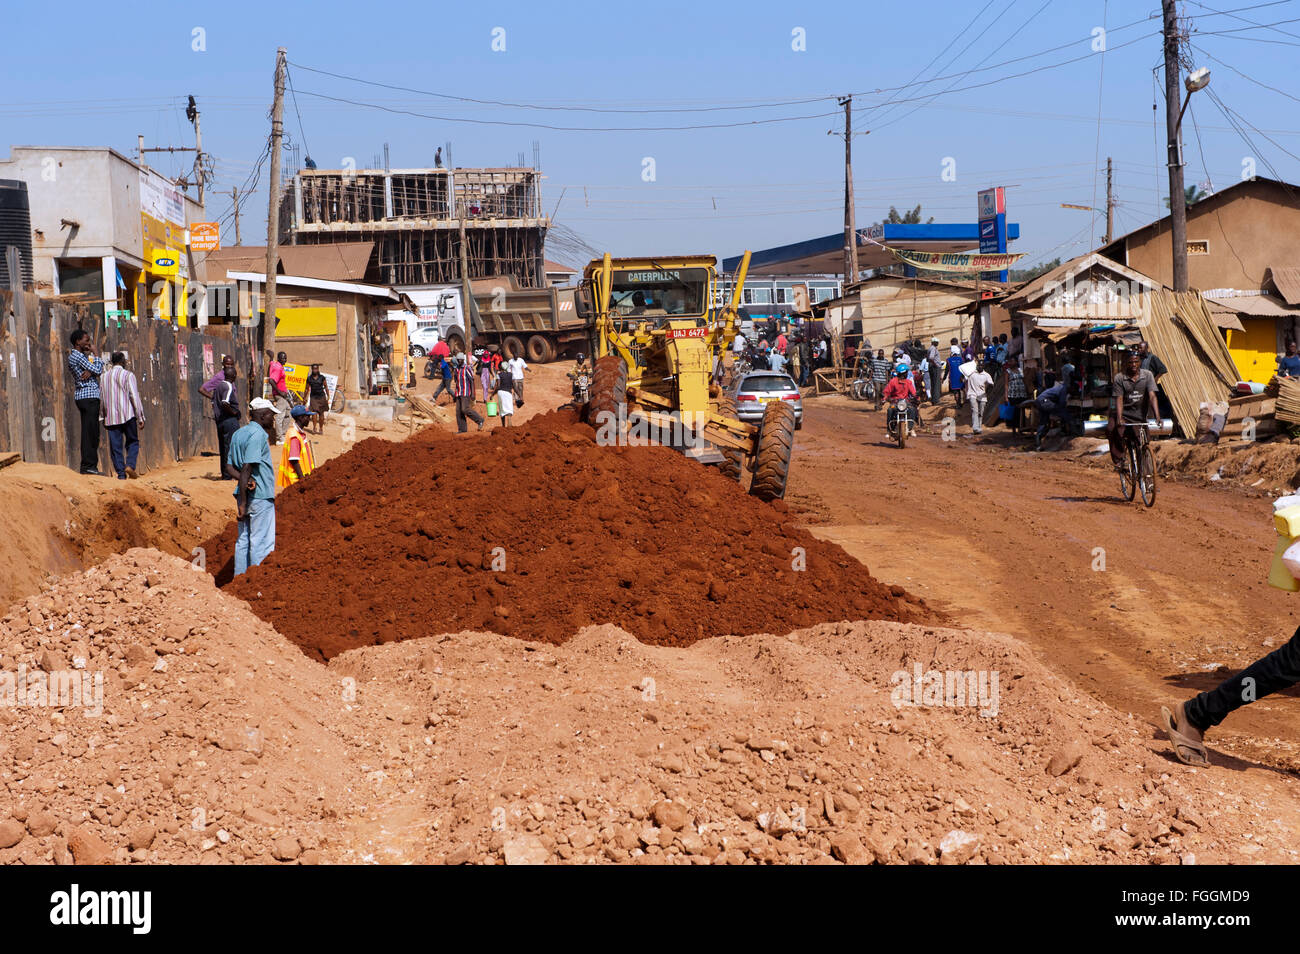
left=66, top=329, right=147, bottom=479
left=196, top=350, right=319, bottom=577
left=434, top=347, right=528, bottom=433
left=733, top=323, right=832, bottom=387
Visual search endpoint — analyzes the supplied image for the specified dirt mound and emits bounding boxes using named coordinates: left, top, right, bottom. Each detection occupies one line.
left=0, top=549, right=357, bottom=864
left=0, top=471, right=217, bottom=608
left=2, top=547, right=1291, bottom=865
left=207, top=409, right=931, bottom=661
left=326, top=618, right=1284, bottom=864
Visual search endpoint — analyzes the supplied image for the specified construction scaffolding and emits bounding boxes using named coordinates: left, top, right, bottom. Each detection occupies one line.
left=281, top=167, right=548, bottom=287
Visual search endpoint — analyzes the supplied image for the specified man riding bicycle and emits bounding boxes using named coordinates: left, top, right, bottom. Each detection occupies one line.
left=1107, top=347, right=1157, bottom=470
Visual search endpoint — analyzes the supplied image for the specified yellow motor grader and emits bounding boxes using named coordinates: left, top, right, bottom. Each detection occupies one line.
left=575, top=251, right=795, bottom=500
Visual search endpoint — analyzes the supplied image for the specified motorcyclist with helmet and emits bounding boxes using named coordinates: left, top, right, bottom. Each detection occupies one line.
left=882, top=362, right=919, bottom=437
left=568, top=352, right=593, bottom=403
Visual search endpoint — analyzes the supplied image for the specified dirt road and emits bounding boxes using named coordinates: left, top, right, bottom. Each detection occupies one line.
left=789, top=394, right=1300, bottom=772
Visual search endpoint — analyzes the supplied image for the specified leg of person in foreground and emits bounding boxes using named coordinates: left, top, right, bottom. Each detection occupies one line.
left=1163, top=623, right=1300, bottom=765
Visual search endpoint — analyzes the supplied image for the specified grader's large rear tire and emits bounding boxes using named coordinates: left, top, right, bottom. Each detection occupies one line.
left=715, top=398, right=744, bottom=483
left=749, top=400, right=796, bottom=501
left=587, top=355, right=628, bottom=430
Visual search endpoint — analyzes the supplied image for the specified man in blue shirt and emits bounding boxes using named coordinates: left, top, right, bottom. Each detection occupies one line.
left=67, top=329, right=105, bottom=475
left=946, top=348, right=966, bottom=408
left=1279, top=340, right=1300, bottom=378
left=226, top=398, right=278, bottom=575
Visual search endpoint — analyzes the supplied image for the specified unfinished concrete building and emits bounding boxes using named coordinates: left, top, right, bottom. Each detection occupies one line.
left=279, top=167, right=548, bottom=287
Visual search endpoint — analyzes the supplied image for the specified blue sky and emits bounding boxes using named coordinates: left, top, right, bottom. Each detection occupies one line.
left=4, top=0, right=1300, bottom=271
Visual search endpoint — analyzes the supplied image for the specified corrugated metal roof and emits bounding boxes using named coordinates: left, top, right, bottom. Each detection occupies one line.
left=204, top=243, right=375, bottom=283
left=1205, top=293, right=1300, bottom=319
left=1268, top=266, right=1300, bottom=306
left=277, top=243, right=374, bottom=282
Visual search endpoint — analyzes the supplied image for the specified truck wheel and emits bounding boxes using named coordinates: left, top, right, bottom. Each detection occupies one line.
left=502, top=335, right=525, bottom=360
left=526, top=334, right=553, bottom=363
left=445, top=329, right=465, bottom=354
left=714, top=398, right=744, bottom=482
left=749, top=401, right=796, bottom=501
left=588, top=355, right=628, bottom=430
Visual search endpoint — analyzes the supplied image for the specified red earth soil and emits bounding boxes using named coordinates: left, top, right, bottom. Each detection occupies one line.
left=205, top=409, right=931, bottom=661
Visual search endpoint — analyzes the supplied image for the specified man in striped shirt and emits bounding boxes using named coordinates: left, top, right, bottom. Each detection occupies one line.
left=452, top=353, right=484, bottom=433
left=100, top=352, right=146, bottom=480
left=66, top=330, right=105, bottom=475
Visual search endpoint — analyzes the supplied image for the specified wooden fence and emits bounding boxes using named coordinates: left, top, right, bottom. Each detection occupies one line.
left=0, top=289, right=262, bottom=474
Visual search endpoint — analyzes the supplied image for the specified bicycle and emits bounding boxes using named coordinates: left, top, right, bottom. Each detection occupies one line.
left=1118, top=421, right=1157, bottom=507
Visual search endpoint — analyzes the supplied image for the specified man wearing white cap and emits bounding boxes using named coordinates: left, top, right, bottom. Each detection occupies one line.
left=225, top=397, right=278, bottom=575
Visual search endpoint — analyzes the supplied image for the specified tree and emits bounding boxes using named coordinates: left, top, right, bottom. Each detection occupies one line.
left=883, top=204, right=935, bottom=225
left=1164, top=184, right=1208, bottom=209
left=1008, top=257, right=1061, bottom=283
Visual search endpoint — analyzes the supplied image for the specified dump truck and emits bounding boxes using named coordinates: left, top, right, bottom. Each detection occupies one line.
left=576, top=251, right=796, bottom=501
left=467, top=275, right=587, bottom=363
left=392, top=278, right=588, bottom=363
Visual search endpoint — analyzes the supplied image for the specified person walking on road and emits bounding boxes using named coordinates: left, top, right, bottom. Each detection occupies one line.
left=432, top=355, right=453, bottom=405
left=507, top=354, right=527, bottom=407
left=453, top=353, right=484, bottom=433
left=1163, top=618, right=1300, bottom=767
left=66, top=330, right=105, bottom=476
left=227, top=398, right=278, bottom=575
left=100, top=351, right=146, bottom=479
left=305, top=364, right=329, bottom=434
left=495, top=363, right=516, bottom=428
left=946, top=345, right=966, bottom=409
left=1005, top=357, right=1028, bottom=432
left=964, top=357, right=994, bottom=436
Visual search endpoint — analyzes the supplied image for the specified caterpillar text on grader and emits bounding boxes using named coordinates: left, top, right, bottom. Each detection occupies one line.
left=577, top=251, right=796, bottom=501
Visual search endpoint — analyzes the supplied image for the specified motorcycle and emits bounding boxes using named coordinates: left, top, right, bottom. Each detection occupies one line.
left=886, top=398, right=915, bottom=449
left=572, top=370, right=591, bottom=405
left=849, top=375, right=874, bottom=402
left=423, top=357, right=438, bottom=380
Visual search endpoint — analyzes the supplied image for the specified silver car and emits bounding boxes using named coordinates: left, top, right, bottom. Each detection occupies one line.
left=731, top=371, right=803, bottom=429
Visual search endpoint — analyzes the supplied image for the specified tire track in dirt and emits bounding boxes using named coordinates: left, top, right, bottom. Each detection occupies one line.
left=790, top=398, right=1300, bottom=763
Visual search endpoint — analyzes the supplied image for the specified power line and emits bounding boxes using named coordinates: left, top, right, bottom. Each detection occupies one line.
left=292, top=89, right=840, bottom=132
left=285, top=66, right=313, bottom=163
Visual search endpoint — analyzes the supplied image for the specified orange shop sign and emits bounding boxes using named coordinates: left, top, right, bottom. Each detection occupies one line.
left=190, top=222, right=220, bottom=252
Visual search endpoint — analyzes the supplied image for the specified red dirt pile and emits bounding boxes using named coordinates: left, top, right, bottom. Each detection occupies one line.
left=208, top=409, right=931, bottom=660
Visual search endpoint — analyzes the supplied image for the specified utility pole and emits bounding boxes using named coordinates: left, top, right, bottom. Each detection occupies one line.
left=458, top=217, right=478, bottom=359
left=1104, top=156, right=1115, bottom=245
left=1162, top=0, right=1189, bottom=292
left=215, top=187, right=242, bottom=245
left=193, top=106, right=205, bottom=207
left=839, top=95, right=858, bottom=285
left=264, top=47, right=287, bottom=359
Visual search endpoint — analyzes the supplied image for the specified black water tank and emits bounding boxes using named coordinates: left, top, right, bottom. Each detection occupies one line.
left=0, top=178, right=35, bottom=288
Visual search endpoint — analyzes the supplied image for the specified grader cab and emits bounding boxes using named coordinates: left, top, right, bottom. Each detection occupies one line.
left=577, top=251, right=795, bottom=501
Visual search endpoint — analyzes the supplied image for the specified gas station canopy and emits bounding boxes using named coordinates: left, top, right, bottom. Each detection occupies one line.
left=722, top=222, right=1020, bottom=276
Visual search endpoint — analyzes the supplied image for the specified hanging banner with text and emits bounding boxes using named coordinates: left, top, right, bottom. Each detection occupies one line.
left=888, top=248, right=1026, bottom=273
